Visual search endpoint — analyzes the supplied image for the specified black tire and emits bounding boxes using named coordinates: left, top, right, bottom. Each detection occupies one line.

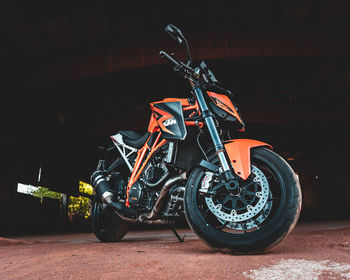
left=91, top=199, right=129, bottom=242
left=184, top=147, right=302, bottom=254
left=90, top=156, right=130, bottom=242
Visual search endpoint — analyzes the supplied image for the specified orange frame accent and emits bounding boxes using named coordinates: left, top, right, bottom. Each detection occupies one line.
left=125, top=132, right=167, bottom=206
left=184, top=121, right=203, bottom=128
left=183, top=104, right=200, bottom=112
left=125, top=99, right=201, bottom=206
left=147, top=113, right=159, bottom=133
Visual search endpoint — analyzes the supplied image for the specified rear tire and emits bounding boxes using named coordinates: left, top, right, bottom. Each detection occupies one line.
left=91, top=199, right=129, bottom=242
left=184, top=147, right=301, bottom=254
left=90, top=156, right=130, bottom=242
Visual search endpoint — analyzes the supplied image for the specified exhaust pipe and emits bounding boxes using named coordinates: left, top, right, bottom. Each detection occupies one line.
left=91, top=170, right=186, bottom=221
left=139, top=172, right=187, bottom=222
left=90, top=170, right=136, bottom=218
left=90, top=170, right=114, bottom=204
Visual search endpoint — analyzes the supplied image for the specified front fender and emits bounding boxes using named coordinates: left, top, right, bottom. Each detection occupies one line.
left=224, top=139, right=272, bottom=180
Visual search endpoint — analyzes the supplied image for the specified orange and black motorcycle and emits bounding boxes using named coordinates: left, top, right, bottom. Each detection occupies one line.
left=90, top=25, right=302, bottom=253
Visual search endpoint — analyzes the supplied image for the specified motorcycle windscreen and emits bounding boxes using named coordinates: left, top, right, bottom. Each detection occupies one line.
left=152, top=101, right=187, bottom=141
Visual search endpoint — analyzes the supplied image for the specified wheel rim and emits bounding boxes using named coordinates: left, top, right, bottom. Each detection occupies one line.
left=195, top=153, right=285, bottom=234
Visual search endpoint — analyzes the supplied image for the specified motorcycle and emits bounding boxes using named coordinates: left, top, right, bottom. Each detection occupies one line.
left=90, top=24, right=302, bottom=254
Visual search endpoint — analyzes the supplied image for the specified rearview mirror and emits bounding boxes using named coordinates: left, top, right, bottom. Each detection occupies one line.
left=165, top=24, right=192, bottom=66
left=165, top=24, right=184, bottom=44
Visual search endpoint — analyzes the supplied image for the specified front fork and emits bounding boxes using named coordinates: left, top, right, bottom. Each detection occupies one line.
left=193, top=84, right=235, bottom=182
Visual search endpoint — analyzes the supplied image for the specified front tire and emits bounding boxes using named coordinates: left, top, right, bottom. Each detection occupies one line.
left=184, top=147, right=301, bottom=254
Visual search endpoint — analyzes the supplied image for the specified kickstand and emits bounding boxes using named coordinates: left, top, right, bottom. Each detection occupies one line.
left=170, top=225, right=185, bottom=242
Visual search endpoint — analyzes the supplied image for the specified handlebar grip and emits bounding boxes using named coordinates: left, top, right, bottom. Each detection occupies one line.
left=159, top=50, right=195, bottom=79
left=159, top=50, right=180, bottom=67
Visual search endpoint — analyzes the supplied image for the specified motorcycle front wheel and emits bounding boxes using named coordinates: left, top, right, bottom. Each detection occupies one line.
left=184, top=147, right=301, bottom=254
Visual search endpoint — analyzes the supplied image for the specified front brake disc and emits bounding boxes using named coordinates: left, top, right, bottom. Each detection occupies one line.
left=204, top=165, right=270, bottom=223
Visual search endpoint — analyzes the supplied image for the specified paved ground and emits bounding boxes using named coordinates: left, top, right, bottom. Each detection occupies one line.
left=1, top=220, right=350, bottom=280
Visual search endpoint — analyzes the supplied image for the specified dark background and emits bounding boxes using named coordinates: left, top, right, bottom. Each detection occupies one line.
left=1, top=0, right=350, bottom=235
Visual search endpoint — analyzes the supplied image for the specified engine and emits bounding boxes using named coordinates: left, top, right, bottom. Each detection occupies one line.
left=128, top=181, right=158, bottom=212
left=91, top=142, right=185, bottom=219
left=128, top=151, right=170, bottom=212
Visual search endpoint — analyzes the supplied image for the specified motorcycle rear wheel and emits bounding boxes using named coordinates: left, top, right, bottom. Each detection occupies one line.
left=184, top=147, right=301, bottom=254
left=91, top=198, right=129, bottom=242
left=91, top=156, right=130, bottom=242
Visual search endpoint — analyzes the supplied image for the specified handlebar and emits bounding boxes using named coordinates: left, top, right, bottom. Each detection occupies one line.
left=159, top=50, right=195, bottom=78
left=159, top=51, right=180, bottom=67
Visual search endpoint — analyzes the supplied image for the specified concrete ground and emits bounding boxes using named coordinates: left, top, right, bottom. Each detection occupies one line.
left=1, top=220, right=350, bottom=280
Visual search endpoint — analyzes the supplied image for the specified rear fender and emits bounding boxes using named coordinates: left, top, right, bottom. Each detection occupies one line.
left=224, top=139, right=272, bottom=180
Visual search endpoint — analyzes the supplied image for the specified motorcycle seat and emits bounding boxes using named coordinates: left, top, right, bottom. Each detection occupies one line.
left=118, top=130, right=151, bottom=149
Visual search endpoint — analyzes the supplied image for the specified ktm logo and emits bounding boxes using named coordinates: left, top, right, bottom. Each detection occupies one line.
left=152, top=106, right=176, bottom=135
left=163, top=118, right=177, bottom=127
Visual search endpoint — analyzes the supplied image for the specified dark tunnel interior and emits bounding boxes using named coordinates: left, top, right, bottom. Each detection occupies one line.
left=1, top=0, right=350, bottom=235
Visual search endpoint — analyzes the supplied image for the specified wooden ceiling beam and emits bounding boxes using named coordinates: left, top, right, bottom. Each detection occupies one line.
left=27, top=27, right=350, bottom=85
